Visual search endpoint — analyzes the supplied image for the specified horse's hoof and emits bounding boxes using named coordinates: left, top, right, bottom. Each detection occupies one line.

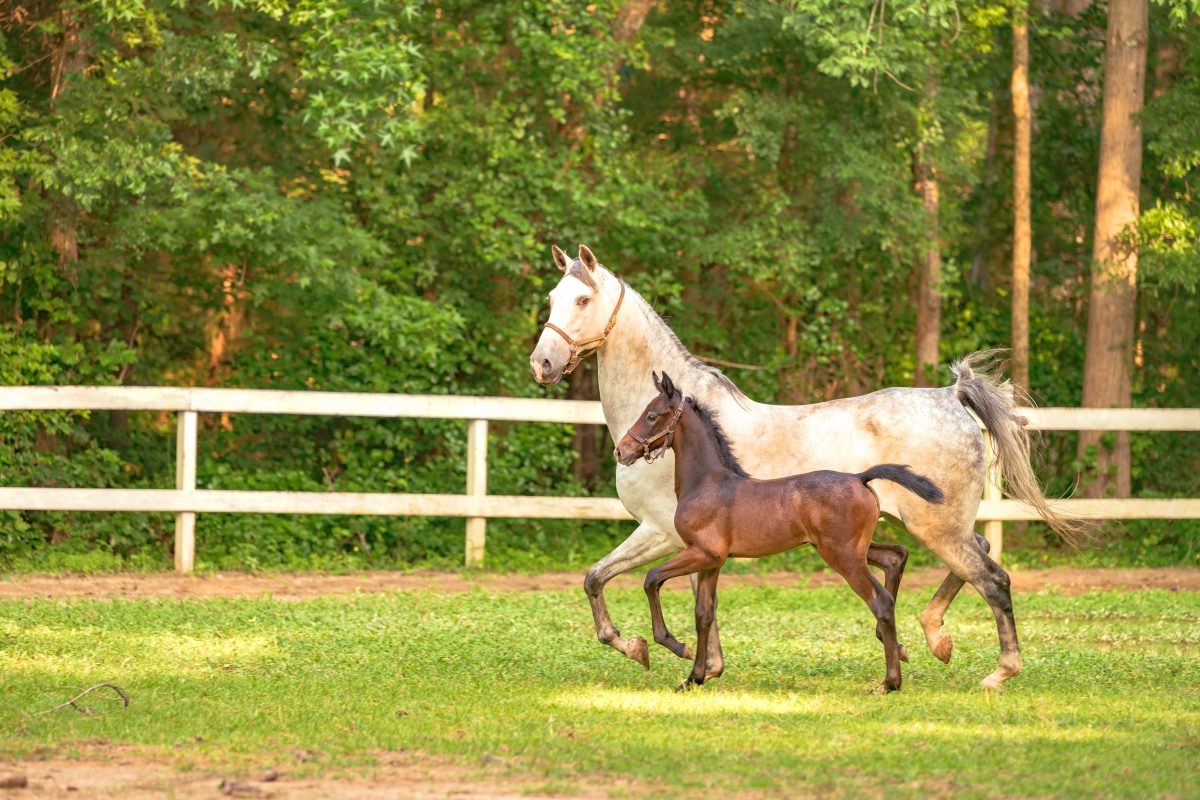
left=627, top=636, right=650, bottom=670
left=979, top=671, right=1007, bottom=691
left=679, top=645, right=694, bottom=661
left=869, top=682, right=899, bottom=695
left=899, top=644, right=910, bottom=664
left=930, top=633, right=953, bottom=664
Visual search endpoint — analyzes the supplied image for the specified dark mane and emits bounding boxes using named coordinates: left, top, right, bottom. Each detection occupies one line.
left=631, top=291, right=746, bottom=404
left=685, top=397, right=750, bottom=478
left=566, top=258, right=600, bottom=291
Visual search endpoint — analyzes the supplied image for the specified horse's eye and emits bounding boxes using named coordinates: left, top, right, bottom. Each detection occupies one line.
left=577, top=296, right=590, bottom=307
left=647, top=414, right=657, bottom=423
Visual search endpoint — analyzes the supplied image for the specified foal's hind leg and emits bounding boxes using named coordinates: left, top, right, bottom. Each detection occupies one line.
left=867, top=542, right=910, bottom=663
left=818, top=543, right=902, bottom=692
left=918, top=532, right=991, bottom=664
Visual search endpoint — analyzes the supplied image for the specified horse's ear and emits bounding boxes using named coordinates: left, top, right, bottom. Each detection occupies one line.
left=551, top=244, right=570, bottom=272
left=660, top=372, right=676, bottom=399
left=578, top=244, right=598, bottom=272
left=652, top=371, right=662, bottom=393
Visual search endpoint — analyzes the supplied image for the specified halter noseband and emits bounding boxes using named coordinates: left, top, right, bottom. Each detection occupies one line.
left=626, top=404, right=683, bottom=463
left=543, top=280, right=626, bottom=376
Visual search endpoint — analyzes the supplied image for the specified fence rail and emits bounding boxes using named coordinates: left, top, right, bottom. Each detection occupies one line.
left=2, top=386, right=1198, bottom=572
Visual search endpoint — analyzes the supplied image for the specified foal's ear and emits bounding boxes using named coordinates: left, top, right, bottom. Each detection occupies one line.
left=652, top=371, right=662, bottom=393
left=551, top=244, right=570, bottom=272
left=578, top=244, right=598, bottom=272
left=660, top=372, right=677, bottom=399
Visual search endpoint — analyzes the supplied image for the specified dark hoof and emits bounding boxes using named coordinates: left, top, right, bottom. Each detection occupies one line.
left=931, top=633, right=953, bottom=665
left=675, top=678, right=702, bottom=693
left=869, top=682, right=900, bottom=695
left=899, top=644, right=910, bottom=664
left=627, top=636, right=650, bottom=670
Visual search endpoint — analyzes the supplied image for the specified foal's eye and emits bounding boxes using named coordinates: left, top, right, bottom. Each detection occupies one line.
left=647, top=414, right=657, bottom=423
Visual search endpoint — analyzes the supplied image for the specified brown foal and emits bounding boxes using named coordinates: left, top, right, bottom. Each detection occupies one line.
left=614, top=372, right=945, bottom=692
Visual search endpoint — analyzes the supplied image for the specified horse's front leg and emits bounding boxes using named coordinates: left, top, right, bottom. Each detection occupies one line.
left=584, top=521, right=680, bottom=669
left=689, top=572, right=724, bottom=679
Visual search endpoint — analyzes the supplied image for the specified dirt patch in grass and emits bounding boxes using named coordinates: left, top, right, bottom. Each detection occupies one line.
left=1, top=566, right=1197, bottom=600
left=0, top=750, right=628, bottom=799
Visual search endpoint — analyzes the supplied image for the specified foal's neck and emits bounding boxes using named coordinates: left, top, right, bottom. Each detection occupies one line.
left=671, top=403, right=736, bottom=497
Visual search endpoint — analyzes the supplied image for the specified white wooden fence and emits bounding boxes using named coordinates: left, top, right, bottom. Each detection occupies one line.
left=1, top=386, right=1198, bottom=572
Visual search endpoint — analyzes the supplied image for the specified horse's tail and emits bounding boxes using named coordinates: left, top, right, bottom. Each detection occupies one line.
left=857, top=464, right=945, bottom=505
left=950, top=349, right=1087, bottom=546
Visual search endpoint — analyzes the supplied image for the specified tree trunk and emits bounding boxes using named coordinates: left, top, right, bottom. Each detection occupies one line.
left=969, top=94, right=1000, bottom=289
left=567, top=358, right=602, bottom=488
left=1078, top=0, right=1147, bottom=499
left=1011, top=6, right=1032, bottom=398
left=913, top=141, right=941, bottom=389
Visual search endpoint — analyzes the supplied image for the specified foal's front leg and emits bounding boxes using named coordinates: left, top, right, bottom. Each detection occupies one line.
left=682, top=567, right=722, bottom=691
left=644, top=547, right=723, bottom=662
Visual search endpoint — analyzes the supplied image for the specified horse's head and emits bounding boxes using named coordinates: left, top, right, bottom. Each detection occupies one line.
left=529, top=244, right=622, bottom=385
left=615, top=372, right=683, bottom=465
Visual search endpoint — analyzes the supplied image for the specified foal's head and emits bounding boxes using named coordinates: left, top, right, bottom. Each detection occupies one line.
left=614, top=372, right=684, bottom=466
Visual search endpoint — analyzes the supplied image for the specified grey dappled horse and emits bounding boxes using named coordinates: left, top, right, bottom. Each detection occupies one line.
left=530, top=244, right=1078, bottom=689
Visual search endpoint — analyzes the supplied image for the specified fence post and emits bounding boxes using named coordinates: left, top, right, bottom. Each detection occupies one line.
left=464, top=418, right=488, bottom=567
left=982, top=429, right=1003, bottom=565
left=174, top=410, right=198, bottom=573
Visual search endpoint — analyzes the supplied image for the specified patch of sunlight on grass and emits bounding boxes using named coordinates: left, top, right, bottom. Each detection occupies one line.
left=552, top=686, right=844, bottom=716
left=0, top=624, right=277, bottom=676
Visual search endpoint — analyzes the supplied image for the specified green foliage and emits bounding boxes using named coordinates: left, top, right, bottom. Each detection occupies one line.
left=3, top=586, right=1200, bottom=796
left=0, top=0, right=1197, bottom=571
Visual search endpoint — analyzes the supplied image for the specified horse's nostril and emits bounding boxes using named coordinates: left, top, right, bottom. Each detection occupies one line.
left=613, top=448, right=620, bottom=460
left=542, top=359, right=552, bottom=375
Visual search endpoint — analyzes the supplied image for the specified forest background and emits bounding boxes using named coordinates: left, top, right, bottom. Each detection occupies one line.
left=1, top=0, right=1199, bottom=574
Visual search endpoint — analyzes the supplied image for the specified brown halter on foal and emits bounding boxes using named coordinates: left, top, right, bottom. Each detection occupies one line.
left=542, top=281, right=626, bottom=376
left=614, top=371, right=945, bottom=693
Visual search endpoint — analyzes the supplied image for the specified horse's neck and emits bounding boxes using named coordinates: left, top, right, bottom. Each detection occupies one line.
left=671, top=405, right=728, bottom=497
left=596, top=280, right=745, bottom=437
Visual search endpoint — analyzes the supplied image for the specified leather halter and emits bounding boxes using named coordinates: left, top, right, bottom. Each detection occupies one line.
left=543, top=280, right=626, bottom=376
left=626, top=404, right=683, bottom=463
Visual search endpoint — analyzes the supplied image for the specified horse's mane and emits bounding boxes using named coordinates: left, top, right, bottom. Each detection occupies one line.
left=684, top=397, right=750, bottom=478
left=628, top=289, right=746, bottom=404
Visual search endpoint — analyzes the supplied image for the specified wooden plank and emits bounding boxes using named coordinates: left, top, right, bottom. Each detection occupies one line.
left=174, top=411, right=198, bottom=573
left=464, top=419, right=488, bottom=567
left=0, top=488, right=636, bottom=520
left=977, top=498, right=1200, bottom=521
left=1022, top=407, right=1200, bottom=431
left=0, top=386, right=607, bottom=424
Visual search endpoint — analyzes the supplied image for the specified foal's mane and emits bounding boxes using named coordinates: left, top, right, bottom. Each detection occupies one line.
left=684, top=397, right=750, bottom=478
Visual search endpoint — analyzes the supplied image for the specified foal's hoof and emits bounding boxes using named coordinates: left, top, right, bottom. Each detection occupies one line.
left=675, top=678, right=702, bottom=693
left=627, top=636, right=650, bottom=670
left=869, top=682, right=900, bottom=695
left=929, top=633, right=953, bottom=664
left=899, top=644, right=910, bottom=664
left=679, top=645, right=695, bottom=661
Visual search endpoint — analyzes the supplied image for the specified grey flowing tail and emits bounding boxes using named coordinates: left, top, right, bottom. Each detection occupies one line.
left=950, top=349, right=1087, bottom=546
left=857, top=464, right=945, bottom=505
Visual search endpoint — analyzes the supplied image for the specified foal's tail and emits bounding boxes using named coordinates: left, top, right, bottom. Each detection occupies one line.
left=857, top=465, right=945, bottom=505
left=950, top=349, right=1087, bottom=546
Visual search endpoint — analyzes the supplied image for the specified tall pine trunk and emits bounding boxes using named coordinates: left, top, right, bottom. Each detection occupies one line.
left=913, top=68, right=941, bottom=389
left=1011, top=5, right=1032, bottom=398
left=1078, top=0, right=1147, bottom=498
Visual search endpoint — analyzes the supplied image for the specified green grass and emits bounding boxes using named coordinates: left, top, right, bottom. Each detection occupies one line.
left=2, top=584, right=1199, bottom=798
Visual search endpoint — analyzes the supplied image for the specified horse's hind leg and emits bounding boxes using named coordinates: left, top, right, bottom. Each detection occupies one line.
left=584, top=522, right=681, bottom=669
left=690, top=572, right=724, bottom=679
left=918, top=532, right=991, bottom=664
left=867, top=542, right=910, bottom=663
left=934, top=538, right=1021, bottom=689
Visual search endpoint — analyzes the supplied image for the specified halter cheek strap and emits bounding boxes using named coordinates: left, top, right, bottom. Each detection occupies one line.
left=626, top=405, right=683, bottom=463
left=543, top=281, right=626, bottom=376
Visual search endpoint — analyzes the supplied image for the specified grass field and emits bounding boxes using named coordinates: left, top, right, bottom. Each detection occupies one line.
left=2, top=582, right=1199, bottom=798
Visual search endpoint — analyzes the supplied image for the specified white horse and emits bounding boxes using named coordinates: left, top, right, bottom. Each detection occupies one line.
left=530, top=245, right=1078, bottom=690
